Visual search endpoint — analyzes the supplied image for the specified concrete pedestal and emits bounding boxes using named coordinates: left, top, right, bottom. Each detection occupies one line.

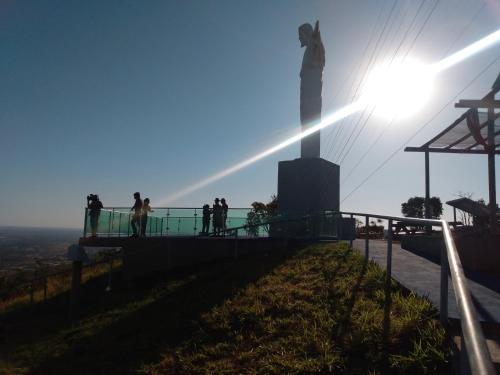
left=277, top=158, right=339, bottom=215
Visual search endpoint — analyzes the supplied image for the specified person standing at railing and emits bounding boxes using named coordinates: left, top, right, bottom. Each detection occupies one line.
left=212, top=198, right=223, bottom=236
left=201, top=204, right=212, bottom=235
left=140, top=198, right=153, bottom=237
left=221, top=198, right=229, bottom=235
left=87, top=194, right=103, bottom=237
left=130, top=192, right=143, bottom=238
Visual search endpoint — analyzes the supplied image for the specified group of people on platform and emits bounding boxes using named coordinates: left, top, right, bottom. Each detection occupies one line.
left=201, top=197, right=229, bottom=236
left=86, top=191, right=153, bottom=238
left=87, top=193, right=230, bottom=238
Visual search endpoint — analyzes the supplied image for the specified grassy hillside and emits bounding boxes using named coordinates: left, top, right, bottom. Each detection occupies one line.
left=0, top=243, right=450, bottom=374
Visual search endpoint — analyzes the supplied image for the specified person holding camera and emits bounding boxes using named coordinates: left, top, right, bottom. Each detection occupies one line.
left=201, top=204, right=212, bottom=235
left=87, top=194, right=103, bottom=237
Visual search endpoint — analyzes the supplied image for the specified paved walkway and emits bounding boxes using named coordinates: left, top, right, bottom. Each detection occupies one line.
left=352, top=239, right=500, bottom=323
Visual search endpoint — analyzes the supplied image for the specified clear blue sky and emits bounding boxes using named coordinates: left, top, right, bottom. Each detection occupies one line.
left=1, top=0, right=499, bottom=228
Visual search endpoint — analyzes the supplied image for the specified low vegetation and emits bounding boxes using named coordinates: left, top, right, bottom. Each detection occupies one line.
left=0, top=259, right=119, bottom=312
left=0, top=243, right=449, bottom=374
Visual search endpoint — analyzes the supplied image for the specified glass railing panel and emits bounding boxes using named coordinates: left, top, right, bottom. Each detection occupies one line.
left=83, top=207, right=253, bottom=237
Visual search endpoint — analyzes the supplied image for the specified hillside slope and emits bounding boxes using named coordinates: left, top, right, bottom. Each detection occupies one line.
left=0, top=243, right=449, bottom=374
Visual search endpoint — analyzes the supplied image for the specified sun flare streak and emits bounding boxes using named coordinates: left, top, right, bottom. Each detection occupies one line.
left=431, top=29, right=500, bottom=73
left=161, top=29, right=500, bottom=204
left=161, top=102, right=361, bottom=204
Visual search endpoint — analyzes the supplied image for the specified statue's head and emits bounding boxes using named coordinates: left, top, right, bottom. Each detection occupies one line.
left=298, top=23, right=313, bottom=47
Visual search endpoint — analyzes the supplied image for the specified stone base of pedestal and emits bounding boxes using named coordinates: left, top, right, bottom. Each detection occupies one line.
left=277, top=158, right=339, bottom=215
left=276, top=158, right=342, bottom=238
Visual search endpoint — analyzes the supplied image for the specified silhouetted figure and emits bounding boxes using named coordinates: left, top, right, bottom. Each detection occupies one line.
left=212, top=198, right=223, bottom=236
left=201, top=204, right=211, bottom=235
left=221, top=198, right=229, bottom=235
left=87, top=194, right=103, bottom=237
left=130, top=192, right=143, bottom=237
left=141, top=198, right=153, bottom=237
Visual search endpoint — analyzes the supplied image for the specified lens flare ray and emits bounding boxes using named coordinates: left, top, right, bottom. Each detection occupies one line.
left=160, top=102, right=361, bottom=204
left=160, top=28, right=500, bottom=204
left=432, top=29, right=500, bottom=73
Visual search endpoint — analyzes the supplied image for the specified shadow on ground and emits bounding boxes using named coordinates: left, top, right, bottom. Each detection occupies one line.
left=0, top=251, right=291, bottom=374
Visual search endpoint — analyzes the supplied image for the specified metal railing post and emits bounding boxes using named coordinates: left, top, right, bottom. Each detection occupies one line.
left=107, top=210, right=112, bottom=237
left=386, top=219, right=393, bottom=284
left=69, top=260, right=82, bottom=324
left=118, top=213, right=122, bottom=237
left=365, top=215, right=369, bottom=259
left=440, top=237, right=449, bottom=325
left=83, top=208, right=88, bottom=238
left=110, top=209, right=115, bottom=237
left=194, top=209, right=198, bottom=236
left=166, top=209, right=170, bottom=236
left=442, top=220, right=495, bottom=374
left=234, top=229, right=239, bottom=259
left=349, top=214, right=353, bottom=247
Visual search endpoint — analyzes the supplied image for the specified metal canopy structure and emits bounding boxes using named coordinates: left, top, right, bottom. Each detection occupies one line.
left=405, top=108, right=500, bottom=155
left=405, top=72, right=499, bottom=230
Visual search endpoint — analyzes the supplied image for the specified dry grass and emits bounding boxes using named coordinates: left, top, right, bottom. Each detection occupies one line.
left=0, top=259, right=120, bottom=312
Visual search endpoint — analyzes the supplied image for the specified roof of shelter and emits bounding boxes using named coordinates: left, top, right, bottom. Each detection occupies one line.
left=446, top=197, right=491, bottom=217
left=405, top=84, right=500, bottom=155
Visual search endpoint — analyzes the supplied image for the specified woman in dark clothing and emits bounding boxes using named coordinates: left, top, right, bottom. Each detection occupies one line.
left=141, top=198, right=153, bottom=236
left=221, top=198, right=229, bottom=235
left=130, top=192, right=143, bottom=237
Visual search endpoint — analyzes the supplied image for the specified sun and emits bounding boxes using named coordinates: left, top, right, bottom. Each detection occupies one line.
left=360, top=58, right=435, bottom=119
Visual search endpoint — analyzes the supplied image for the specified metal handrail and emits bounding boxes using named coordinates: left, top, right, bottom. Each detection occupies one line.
left=341, top=211, right=441, bottom=226
left=224, top=211, right=495, bottom=373
left=442, top=220, right=495, bottom=374
left=341, top=211, right=494, bottom=374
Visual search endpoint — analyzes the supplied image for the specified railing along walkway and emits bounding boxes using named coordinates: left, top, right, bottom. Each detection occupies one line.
left=352, top=239, right=500, bottom=323
left=342, top=212, right=495, bottom=374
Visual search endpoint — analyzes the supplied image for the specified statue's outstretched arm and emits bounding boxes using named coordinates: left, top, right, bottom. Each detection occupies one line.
left=312, top=20, right=325, bottom=68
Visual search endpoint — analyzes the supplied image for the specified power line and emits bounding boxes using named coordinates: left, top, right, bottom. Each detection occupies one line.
left=340, top=54, right=500, bottom=204
left=323, top=0, right=400, bottom=162
left=331, top=0, right=428, bottom=163
left=340, top=0, right=486, bottom=185
left=337, top=0, right=440, bottom=165
left=317, top=0, right=438, bottom=202
left=441, top=1, right=487, bottom=58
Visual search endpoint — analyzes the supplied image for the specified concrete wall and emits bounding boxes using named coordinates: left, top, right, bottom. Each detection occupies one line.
left=277, top=158, right=339, bottom=214
left=400, top=233, right=500, bottom=277
left=79, top=236, right=305, bottom=281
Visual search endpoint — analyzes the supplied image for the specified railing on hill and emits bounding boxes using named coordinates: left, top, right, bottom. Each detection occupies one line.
left=83, top=207, right=251, bottom=237
left=340, top=211, right=495, bottom=375
left=1, top=250, right=122, bottom=311
left=83, top=208, right=343, bottom=239
left=221, top=211, right=341, bottom=239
